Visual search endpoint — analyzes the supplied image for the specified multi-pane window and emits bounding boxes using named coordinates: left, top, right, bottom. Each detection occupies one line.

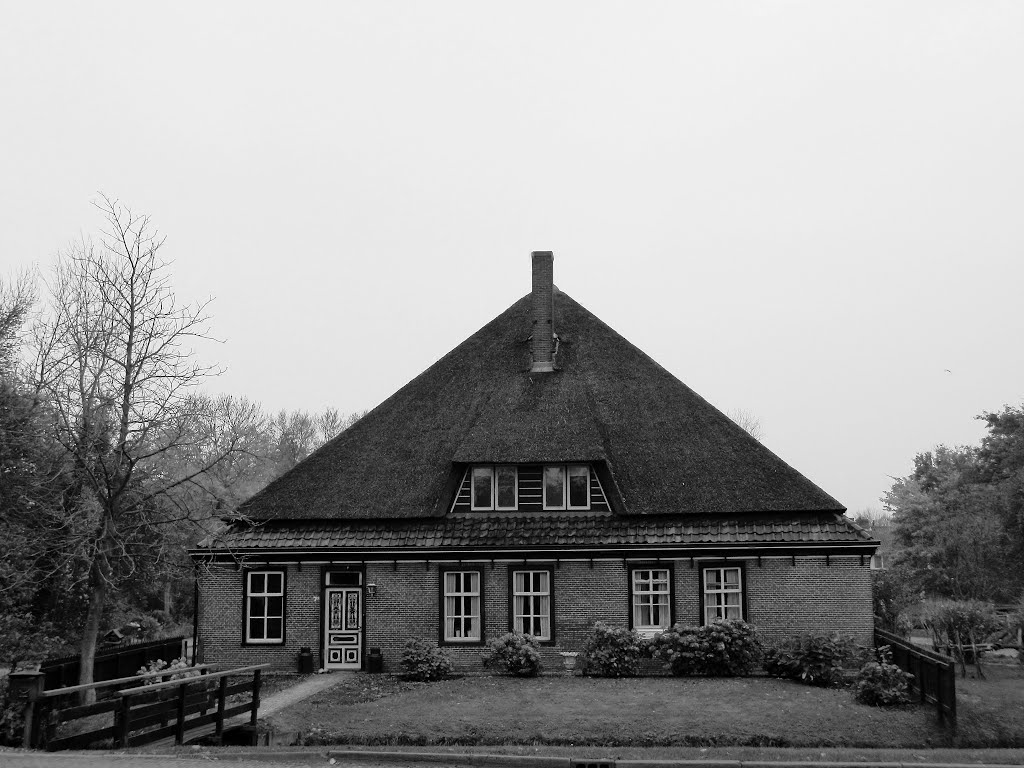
left=703, top=566, right=743, bottom=623
left=512, top=570, right=551, bottom=640
left=631, top=569, right=671, bottom=635
left=471, top=465, right=517, bottom=510
left=443, top=570, right=482, bottom=642
left=543, top=464, right=590, bottom=509
left=245, top=571, right=285, bottom=644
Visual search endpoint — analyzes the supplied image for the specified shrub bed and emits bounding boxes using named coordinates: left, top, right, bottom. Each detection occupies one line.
left=578, top=622, right=647, bottom=677
left=651, top=620, right=762, bottom=676
left=762, top=632, right=861, bottom=687
left=483, top=632, right=542, bottom=677
left=399, top=638, right=454, bottom=681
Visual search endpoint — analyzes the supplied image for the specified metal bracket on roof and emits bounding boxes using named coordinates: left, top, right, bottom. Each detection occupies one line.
left=689, top=558, right=694, bottom=569
left=791, top=555, right=796, bottom=566
left=555, top=559, right=561, bottom=569
left=860, top=554, right=865, bottom=567
left=490, top=560, right=495, bottom=570
left=588, top=559, right=593, bottom=569
left=392, top=561, right=398, bottom=571
left=757, top=556, right=762, bottom=568
left=826, top=554, right=831, bottom=567
left=424, top=561, right=430, bottom=571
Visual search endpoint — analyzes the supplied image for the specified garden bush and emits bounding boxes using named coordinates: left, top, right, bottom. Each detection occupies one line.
left=651, top=620, right=762, bottom=676
left=399, top=638, right=455, bottom=681
left=854, top=646, right=913, bottom=707
left=762, top=631, right=860, bottom=687
left=482, top=632, right=542, bottom=677
left=578, top=622, right=647, bottom=677
left=137, top=656, right=200, bottom=683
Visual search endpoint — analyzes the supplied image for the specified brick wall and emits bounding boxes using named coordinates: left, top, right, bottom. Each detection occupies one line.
left=747, top=556, right=873, bottom=644
left=197, top=564, right=321, bottom=672
left=197, top=554, right=873, bottom=673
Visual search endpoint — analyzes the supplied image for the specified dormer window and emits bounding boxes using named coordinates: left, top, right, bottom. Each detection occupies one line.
left=543, top=464, right=590, bottom=510
left=471, top=465, right=518, bottom=510
left=455, top=463, right=606, bottom=513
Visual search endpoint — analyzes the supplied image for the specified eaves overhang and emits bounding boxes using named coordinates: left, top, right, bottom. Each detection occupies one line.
left=190, top=538, right=879, bottom=565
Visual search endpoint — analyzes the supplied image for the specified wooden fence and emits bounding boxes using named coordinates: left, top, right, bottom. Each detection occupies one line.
left=875, top=627, right=956, bottom=728
left=40, top=635, right=190, bottom=690
left=17, top=663, right=266, bottom=750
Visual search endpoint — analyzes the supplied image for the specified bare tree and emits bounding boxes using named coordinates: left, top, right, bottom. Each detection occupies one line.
left=727, top=408, right=763, bottom=442
left=29, top=196, right=249, bottom=699
left=0, top=269, right=37, bottom=377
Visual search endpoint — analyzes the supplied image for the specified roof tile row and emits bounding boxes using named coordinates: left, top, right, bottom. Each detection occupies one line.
left=203, top=512, right=873, bottom=551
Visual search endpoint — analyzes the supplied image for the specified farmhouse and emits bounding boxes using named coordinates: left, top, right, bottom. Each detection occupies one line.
left=191, top=252, right=878, bottom=673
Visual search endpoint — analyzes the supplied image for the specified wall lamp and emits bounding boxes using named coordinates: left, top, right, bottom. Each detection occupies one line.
left=366, top=583, right=378, bottom=597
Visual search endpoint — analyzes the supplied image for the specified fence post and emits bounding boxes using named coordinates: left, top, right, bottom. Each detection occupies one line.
left=250, top=669, right=261, bottom=727
left=9, top=671, right=45, bottom=749
left=175, top=680, right=187, bottom=745
left=117, top=694, right=132, bottom=748
left=215, top=675, right=228, bottom=743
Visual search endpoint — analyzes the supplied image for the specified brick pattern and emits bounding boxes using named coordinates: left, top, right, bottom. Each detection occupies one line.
left=747, top=556, right=873, bottom=644
left=530, top=250, right=554, bottom=370
left=198, top=555, right=872, bottom=673
left=197, top=565, right=322, bottom=671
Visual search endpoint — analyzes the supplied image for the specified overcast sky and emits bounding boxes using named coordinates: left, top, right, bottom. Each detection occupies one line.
left=3, top=2, right=1022, bottom=515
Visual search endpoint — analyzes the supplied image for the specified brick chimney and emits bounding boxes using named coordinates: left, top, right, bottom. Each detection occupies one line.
left=530, top=251, right=555, bottom=373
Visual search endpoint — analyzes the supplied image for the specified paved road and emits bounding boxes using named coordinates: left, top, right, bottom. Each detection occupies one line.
left=0, top=752, right=436, bottom=768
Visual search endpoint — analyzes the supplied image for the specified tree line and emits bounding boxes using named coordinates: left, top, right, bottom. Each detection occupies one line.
left=881, top=405, right=1024, bottom=612
left=0, top=197, right=363, bottom=692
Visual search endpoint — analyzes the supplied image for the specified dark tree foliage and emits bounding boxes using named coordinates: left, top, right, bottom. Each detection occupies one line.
left=884, top=407, right=1024, bottom=603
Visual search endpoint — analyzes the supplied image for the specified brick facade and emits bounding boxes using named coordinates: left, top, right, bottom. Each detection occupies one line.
left=197, top=555, right=872, bottom=673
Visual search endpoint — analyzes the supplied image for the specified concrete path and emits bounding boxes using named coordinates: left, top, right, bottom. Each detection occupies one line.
left=260, top=672, right=353, bottom=718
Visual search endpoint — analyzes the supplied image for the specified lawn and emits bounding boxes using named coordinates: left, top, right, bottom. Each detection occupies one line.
left=266, top=674, right=951, bottom=749
left=953, top=662, right=1024, bottom=747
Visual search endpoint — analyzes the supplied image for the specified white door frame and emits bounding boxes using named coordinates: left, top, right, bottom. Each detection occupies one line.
left=323, top=586, right=363, bottom=670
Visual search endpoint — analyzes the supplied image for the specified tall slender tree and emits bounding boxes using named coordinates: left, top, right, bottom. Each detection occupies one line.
left=28, top=196, right=252, bottom=698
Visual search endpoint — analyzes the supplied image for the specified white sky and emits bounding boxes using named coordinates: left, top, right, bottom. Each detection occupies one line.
left=3, top=2, right=1022, bottom=515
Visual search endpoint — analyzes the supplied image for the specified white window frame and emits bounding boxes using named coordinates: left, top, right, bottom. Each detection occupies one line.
left=631, top=568, right=671, bottom=637
left=442, top=570, right=482, bottom=643
left=245, top=570, right=285, bottom=644
left=567, top=464, right=590, bottom=509
left=470, top=465, right=518, bottom=511
left=542, top=464, right=590, bottom=510
left=702, top=566, right=744, bottom=624
left=511, top=569, right=552, bottom=641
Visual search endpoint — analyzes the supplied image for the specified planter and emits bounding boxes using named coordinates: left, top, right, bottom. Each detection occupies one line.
left=559, top=652, right=579, bottom=672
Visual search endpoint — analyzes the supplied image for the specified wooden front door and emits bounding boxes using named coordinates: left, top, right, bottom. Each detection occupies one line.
left=324, top=587, right=362, bottom=669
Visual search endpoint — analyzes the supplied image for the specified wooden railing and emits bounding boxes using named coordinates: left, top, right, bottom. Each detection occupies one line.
left=875, top=628, right=956, bottom=728
left=20, top=663, right=267, bottom=750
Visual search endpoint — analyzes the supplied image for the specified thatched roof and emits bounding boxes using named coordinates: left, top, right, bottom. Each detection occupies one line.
left=239, top=290, right=844, bottom=521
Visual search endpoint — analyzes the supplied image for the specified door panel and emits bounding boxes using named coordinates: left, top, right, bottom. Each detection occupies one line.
left=324, top=587, right=362, bottom=669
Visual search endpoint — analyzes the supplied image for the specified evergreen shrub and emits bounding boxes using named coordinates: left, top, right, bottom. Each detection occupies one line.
left=399, top=638, right=455, bottom=681
left=651, top=620, right=762, bottom=676
left=762, top=631, right=860, bottom=687
left=854, top=646, right=914, bottom=707
left=482, top=632, right=542, bottom=677
left=578, top=622, right=648, bottom=677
